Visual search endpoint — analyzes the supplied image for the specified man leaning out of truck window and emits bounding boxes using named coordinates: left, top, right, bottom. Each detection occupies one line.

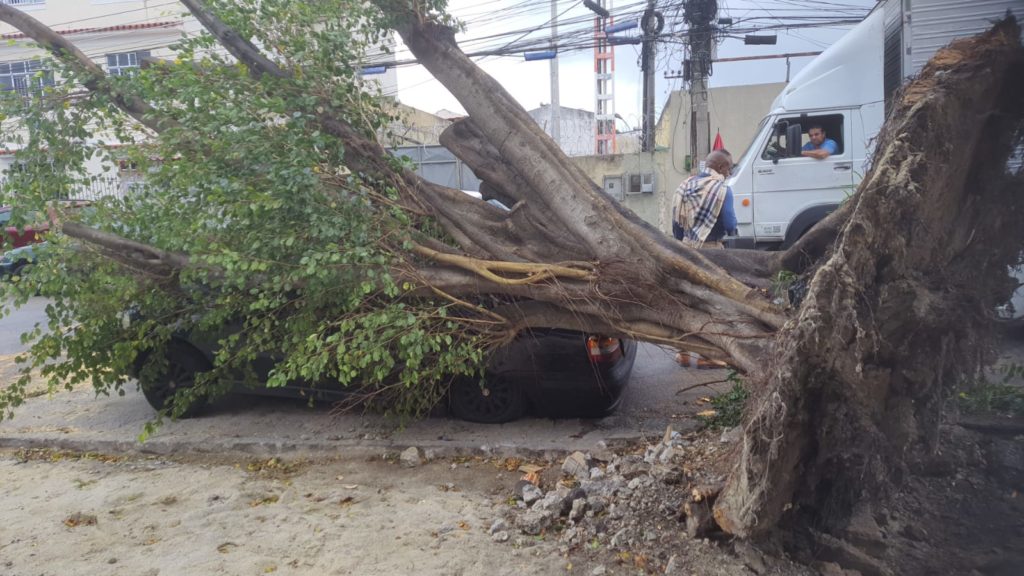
left=801, top=124, right=838, bottom=159
left=672, top=150, right=738, bottom=249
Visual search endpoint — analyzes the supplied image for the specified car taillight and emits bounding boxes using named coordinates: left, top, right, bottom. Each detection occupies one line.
left=587, top=336, right=622, bottom=363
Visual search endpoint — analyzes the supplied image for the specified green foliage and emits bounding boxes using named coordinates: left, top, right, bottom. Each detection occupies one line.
left=698, top=372, right=749, bottom=429
left=958, top=364, right=1024, bottom=418
left=0, top=0, right=484, bottom=426
left=770, top=270, right=797, bottom=302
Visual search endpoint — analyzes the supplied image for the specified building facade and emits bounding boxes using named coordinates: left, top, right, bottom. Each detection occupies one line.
left=0, top=0, right=397, bottom=194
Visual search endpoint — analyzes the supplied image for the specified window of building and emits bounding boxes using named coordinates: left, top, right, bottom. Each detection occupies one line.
left=118, top=159, right=140, bottom=177
left=0, top=60, right=54, bottom=97
left=1, top=1, right=46, bottom=7
left=106, top=51, right=151, bottom=77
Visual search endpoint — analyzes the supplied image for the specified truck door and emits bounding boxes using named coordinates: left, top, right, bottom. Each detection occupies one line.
left=751, top=112, right=855, bottom=244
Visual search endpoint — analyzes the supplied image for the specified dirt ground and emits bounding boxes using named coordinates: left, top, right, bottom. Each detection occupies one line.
left=4, top=423, right=1018, bottom=576
left=0, top=337, right=1021, bottom=576
left=0, top=450, right=573, bottom=576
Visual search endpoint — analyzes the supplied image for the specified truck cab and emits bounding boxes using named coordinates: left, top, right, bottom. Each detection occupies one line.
left=728, top=0, right=1022, bottom=250
left=727, top=8, right=886, bottom=249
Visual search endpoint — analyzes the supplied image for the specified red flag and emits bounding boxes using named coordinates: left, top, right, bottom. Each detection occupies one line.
left=712, top=130, right=725, bottom=151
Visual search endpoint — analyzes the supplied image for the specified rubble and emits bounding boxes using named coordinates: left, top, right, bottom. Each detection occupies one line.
left=561, top=451, right=591, bottom=479
left=399, top=446, right=424, bottom=468
left=499, top=429, right=795, bottom=574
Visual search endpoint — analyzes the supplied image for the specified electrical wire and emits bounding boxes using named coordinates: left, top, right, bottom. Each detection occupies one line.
left=0, top=0, right=877, bottom=121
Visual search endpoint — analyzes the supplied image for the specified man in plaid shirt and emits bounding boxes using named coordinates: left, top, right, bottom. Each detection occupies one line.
left=672, top=150, right=737, bottom=248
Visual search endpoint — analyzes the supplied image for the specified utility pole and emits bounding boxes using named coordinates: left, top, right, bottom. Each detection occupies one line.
left=684, top=0, right=716, bottom=170
left=639, top=1, right=662, bottom=152
left=550, top=0, right=561, bottom=147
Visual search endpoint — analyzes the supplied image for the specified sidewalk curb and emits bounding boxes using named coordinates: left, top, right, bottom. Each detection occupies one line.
left=0, top=432, right=646, bottom=461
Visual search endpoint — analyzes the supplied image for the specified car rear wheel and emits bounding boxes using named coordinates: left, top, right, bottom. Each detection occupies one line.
left=9, top=260, right=28, bottom=278
left=449, top=375, right=525, bottom=424
left=139, top=340, right=211, bottom=418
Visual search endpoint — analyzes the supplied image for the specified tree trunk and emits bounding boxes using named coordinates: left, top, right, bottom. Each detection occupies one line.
left=714, top=19, right=1024, bottom=549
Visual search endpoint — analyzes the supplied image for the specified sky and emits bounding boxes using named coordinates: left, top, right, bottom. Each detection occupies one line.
left=391, top=0, right=880, bottom=129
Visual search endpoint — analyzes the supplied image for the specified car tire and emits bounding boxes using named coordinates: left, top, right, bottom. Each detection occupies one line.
left=9, top=260, right=27, bottom=278
left=139, top=340, right=211, bottom=418
left=449, top=375, right=525, bottom=424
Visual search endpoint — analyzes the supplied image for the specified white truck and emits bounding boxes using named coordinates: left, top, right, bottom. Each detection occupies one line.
left=726, top=0, right=1022, bottom=250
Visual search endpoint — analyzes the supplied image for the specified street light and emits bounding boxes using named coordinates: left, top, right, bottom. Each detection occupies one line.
left=744, top=34, right=777, bottom=45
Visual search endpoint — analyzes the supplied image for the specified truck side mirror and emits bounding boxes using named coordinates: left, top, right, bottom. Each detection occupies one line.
left=786, top=123, right=803, bottom=158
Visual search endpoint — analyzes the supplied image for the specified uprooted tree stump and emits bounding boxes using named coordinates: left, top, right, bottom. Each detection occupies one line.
left=714, top=16, right=1024, bottom=552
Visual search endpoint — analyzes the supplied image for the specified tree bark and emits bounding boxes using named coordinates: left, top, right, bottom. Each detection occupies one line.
left=714, top=19, right=1024, bottom=544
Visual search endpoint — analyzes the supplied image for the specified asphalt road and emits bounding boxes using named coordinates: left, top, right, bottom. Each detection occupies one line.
left=0, top=295, right=49, bottom=355
left=0, top=297, right=733, bottom=459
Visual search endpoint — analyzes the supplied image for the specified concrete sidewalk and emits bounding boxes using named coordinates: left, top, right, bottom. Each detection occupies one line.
left=0, top=387, right=693, bottom=460
left=0, top=343, right=731, bottom=460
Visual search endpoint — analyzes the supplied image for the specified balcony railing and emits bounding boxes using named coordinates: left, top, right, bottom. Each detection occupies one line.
left=0, top=176, right=143, bottom=202
left=1, top=1, right=46, bottom=6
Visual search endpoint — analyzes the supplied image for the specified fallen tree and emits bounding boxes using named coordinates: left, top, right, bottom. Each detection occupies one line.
left=0, top=0, right=1020, bottom=558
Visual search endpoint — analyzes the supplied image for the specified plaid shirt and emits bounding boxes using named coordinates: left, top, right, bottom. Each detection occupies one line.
left=673, top=169, right=728, bottom=247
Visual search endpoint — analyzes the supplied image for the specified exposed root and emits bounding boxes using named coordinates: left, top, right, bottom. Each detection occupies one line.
left=412, top=244, right=595, bottom=285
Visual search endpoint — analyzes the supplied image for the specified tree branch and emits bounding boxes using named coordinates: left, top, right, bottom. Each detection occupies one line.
left=62, top=222, right=190, bottom=276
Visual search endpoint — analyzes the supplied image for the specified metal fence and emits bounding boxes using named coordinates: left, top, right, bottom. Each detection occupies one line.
left=1, top=146, right=478, bottom=202
left=0, top=177, right=139, bottom=202
left=391, top=145, right=480, bottom=192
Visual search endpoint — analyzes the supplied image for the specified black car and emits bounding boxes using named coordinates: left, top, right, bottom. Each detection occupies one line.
left=0, top=242, right=42, bottom=279
left=135, top=328, right=636, bottom=423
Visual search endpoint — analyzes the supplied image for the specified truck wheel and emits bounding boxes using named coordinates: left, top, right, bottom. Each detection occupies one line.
left=782, top=204, right=839, bottom=249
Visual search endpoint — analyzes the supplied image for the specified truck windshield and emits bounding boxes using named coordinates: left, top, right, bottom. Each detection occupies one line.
left=732, top=115, right=769, bottom=174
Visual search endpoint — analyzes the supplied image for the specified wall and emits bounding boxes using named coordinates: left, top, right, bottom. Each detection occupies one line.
left=0, top=1, right=186, bottom=32
left=656, top=83, right=785, bottom=171
left=0, top=0, right=192, bottom=64
left=570, top=150, right=685, bottom=233
left=385, top=103, right=452, bottom=146
left=527, top=105, right=595, bottom=157
left=391, top=145, right=480, bottom=192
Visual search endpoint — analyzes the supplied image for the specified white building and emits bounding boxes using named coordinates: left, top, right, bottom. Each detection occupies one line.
left=0, top=0, right=398, bottom=94
left=0, top=1, right=197, bottom=91
left=527, top=104, right=595, bottom=157
left=0, top=0, right=397, bottom=193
